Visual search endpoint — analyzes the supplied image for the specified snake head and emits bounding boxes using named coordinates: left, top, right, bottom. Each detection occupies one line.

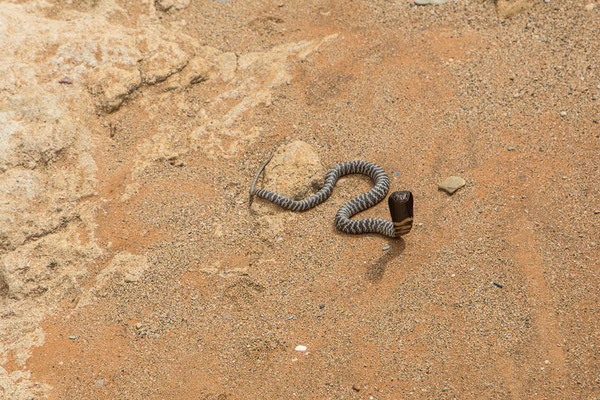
left=388, top=191, right=413, bottom=237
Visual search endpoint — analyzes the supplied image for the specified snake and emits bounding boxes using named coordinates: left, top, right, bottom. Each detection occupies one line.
left=249, top=154, right=413, bottom=238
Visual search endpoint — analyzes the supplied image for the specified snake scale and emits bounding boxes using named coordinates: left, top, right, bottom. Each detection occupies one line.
left=250, top=154, right=413, bottom=238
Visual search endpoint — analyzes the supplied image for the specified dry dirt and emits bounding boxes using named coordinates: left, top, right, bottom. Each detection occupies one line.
left=1, top=0, right=599, bottom=399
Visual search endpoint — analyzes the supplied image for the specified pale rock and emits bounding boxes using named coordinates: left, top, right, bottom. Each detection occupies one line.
left=155, top=0, right=191, bottom=11
left=74, top=252, right=148, bottom=310
left=0, top=83, right=94, bottom=254
left=135, top=37, right=336, bottom=162
left=0, top=366, right=51, bottom=399
left=0, top=1, right=199, bottom=394
left=215, top=52, right=238, bottom=82
left=262, top=141, right=325, bottom=201
left=140, top=41, right=190, bottom=85
left=0, top=92, right=74, bottom=172
left=0, top=229, right=100, bottom=300
left=155, top=0, right=174, bottom=11
left=496, top=0, right=536, bottom=18
left=585, top=3, right=595, bottom=10
left=179, top=56, right=212, bottom=86
left=195, top=45, right=224, bottom=62
left=87, top=66, right=142, bottom=112
left=105, top=253, right=150, bottom=283
left=438, top=176, right=466, bottom=194
left=0, top=6, right=105, bottom=388
left=175, top=0, right=191, bottom=10
left=192, top=46, right=237, bottom=81
left=414, top=0, right=455, bottom=5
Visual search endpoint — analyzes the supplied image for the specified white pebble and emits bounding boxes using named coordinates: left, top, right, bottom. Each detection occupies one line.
left=295, top=345, right=307, bottom=352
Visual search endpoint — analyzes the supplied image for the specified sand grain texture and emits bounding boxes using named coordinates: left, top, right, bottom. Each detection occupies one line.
left=0, top=0, right=599, bottom=399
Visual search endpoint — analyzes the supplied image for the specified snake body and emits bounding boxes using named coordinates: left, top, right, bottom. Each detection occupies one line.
left=250, top=158, right=413, bottom=238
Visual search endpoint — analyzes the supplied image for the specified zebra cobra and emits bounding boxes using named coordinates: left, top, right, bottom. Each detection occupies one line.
left=249, top=154, right=413, bottom=238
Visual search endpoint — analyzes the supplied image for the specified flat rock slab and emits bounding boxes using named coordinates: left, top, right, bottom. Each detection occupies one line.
left=438, top=176, right=466, bottom=194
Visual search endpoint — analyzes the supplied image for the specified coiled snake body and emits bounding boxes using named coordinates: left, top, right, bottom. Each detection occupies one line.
left=250, top=155, right=413, bottom=238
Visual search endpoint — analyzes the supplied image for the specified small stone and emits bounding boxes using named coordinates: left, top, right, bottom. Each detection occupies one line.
left=594, top=210, right=600, bottom=214
left=507, top=146, right=515, bottom=151
left=438, top=176, right=466, bottom=195
left=493, top=282, right=503, bottom=289
left=319, top=304, right=325, bottom=309
left=58, top=77, right=72, bottom=84
left=382, top=245, right=390, bottom=251
left=68, top=336, right=77, bottom=340
left=393, top=171, right=400, bottom=177
left=295, top=345, right=307, bottom=352
left=352, top=383, right=361, bottom=392
left=584, top=3, right=595, bottom=11
left=560, top=111, right=567, bottom=117
left=96, top=378, right=104, bottom=388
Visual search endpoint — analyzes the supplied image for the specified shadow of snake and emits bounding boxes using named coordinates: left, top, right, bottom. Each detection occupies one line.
left=365, top=237, right=406, bottom=282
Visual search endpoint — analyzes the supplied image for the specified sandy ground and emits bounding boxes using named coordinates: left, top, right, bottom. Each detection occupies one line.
left=1, top=0, right=599, bottom=399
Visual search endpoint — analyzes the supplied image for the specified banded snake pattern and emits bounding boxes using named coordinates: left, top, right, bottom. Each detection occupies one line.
left=250, top=154, right=413, bottom=239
